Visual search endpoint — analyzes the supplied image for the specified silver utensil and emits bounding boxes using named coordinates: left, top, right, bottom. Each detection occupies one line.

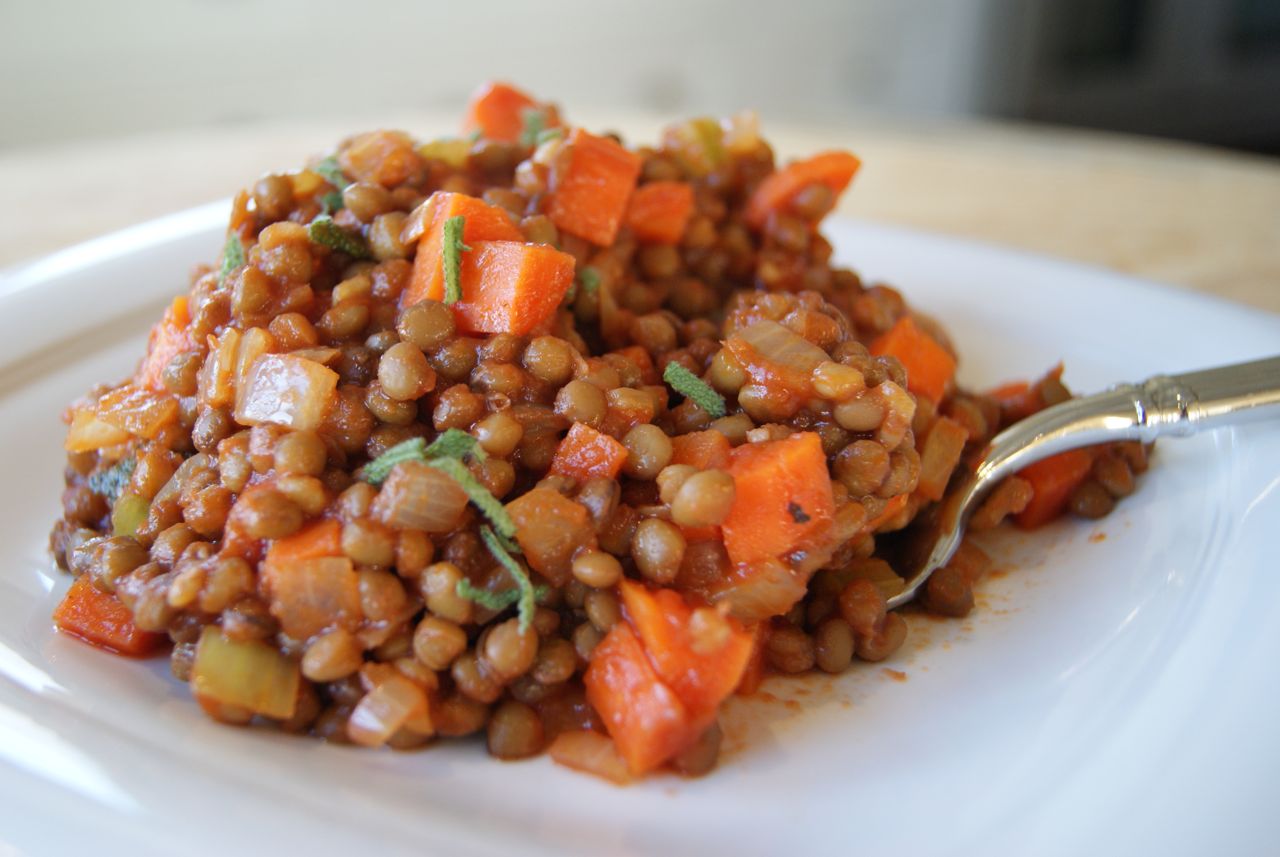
left=887, top=355, right=1280, bottom=609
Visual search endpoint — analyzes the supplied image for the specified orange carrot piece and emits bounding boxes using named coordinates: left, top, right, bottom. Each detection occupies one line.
left=613, top=346, right=657, bottom=385
left=338, top=130, right=420, bottom=188
left=618, top=580, right=754, bottom=722
left=1014, top=448, right=1097, bottom=529
left=53, top=576, right=166, bottom=657
left=602, top=397, right=656, bottom=439
left=865, top=493, right=910, bottom=534
left=549, top=422, right=629, bottom=483
left=337, top=131, right=417, bottom=188
left=721, top=432, right=835, bottom=565
left=679, top=524, right=721, bottom=544
left=670, top=430, right=732, bottom=470
left=625, top=181, right=695, bottom=244
left=547, top=129, right=642, bottom=246
left=462, top=81, right=545, bottom=143
left=870, top=315, right=956, bottom=403
left=401, top=192, right=523, bottom=308
left=744, top=151, right=861, bottom=229
left=584, top=623, right=696, bottom=775
left=136, top=296, right=192, bottom=392
left=262, top=519, right=342, bottom=584
left=449, top=241, right=576, bottom=335
left=734, top=623, right=769, bottom=696
left=987, top=363, right=1065, bottom=424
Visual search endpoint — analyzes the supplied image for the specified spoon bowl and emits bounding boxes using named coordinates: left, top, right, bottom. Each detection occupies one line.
left=886, top=355, right=1280, bottom=609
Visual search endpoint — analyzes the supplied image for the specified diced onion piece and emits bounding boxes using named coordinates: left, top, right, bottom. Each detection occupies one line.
left=264, top=556, right=361, bottom=642
left=288, top=347, right=341, bottom=366
left=735, top=320, right=828, bottom=378
left=95, top=384, right=179, bottom=440
left=815, top=558, right=906, bottom=603
left=191, top=626, right=300, bottom=720
left=725, top=321, right=830, bottom=416
left=152, top=453, right=210, bottom=508
left=506, top=487, right=594, bottom=586
left=854, top=564, right=907, bottom=601
left=198, top=327, right=240, bottom=407
left=347, top=673, right=432, bottom=748
left=660, top=117, right=724, bottom=178
left=417, top=138, right=471, bottom=170
left=720, top=110, right=761, bottom=155
left=872, top=381, right=917, bottom=451
left=709, top=558, right=808, bottom=622
left=112, top=493, right=149, bottom=537
left=232, top=326, right=277, bottom=412
left=399, top=195, right=439, bottom=247
left=290, top=169, right=324, bottom=196
left=548, top=730, right=633, bottom=785
left=917, top=416, right=968, bottom=501
left=234, top=353, right=339, bottom=432
left=65, top=408, right=130, bottom=452
left=370, top=460, right=469, bottom=533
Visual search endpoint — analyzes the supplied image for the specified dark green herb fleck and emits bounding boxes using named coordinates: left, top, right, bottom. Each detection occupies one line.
left=663, top=361, right=727, bottom=419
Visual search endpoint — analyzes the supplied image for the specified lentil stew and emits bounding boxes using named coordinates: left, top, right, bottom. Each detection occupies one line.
left=49, top=82, right=1149, bottom=782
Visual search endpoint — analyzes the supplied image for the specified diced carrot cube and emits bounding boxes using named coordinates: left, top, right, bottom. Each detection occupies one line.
left=549, top=423, right=629, bottom=483
left=53, top=576, right=166, bottom=657
left=463, top=81, right=553, bottom=143
left=1014, top=448, right=1097, bottom=529
left=870, top=315, right=956, bottom=403
left=670, top=430, right=732, bottom=470
left=547, top=129, right=642, bottom=246
left=744, top=151, right=860, bottom=229
left=618, top=580, right=754, bottom=721
left=401, top=191, right=523, bottom=308
left=721, top=432, right=834, bottom=565
left=584, top=623, right=696, bottom=775
left=625, top=181, right=695, bottom=244
left=136, top=296, right=192, bottom=393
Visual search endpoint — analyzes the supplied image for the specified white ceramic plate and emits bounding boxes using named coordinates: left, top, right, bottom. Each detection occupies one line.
left=1, top=208, right=1276, bottom=857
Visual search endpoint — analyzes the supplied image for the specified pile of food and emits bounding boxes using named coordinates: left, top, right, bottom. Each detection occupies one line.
left=49, top=83, right=1149, bottom=782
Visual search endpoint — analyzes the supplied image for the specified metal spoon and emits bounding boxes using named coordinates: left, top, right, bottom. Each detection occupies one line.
left=885, top=355, right=1280, bottom=609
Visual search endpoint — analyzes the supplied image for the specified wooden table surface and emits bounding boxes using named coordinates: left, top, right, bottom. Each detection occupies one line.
left=2, top=110, right=1277, bottom=313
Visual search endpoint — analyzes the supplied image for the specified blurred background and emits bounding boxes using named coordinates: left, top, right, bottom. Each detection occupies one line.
left=3, top=0, right=1278, bottom=152
left=2, top=0, right=1276, bottom=310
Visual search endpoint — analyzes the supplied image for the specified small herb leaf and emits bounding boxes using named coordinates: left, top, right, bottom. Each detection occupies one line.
left=519, top=107, right=547, bottom=148
left=220, top=234, right=245, bottom=283
left=441, top=215, right=471, bottom=305
left=663, top=361, right=727, bottom=419
left=535, top=127, right=564, bottom=146
left=360, top=429, right=487, bottom=486
left=308, top=215, right=371, bottom=258
left=320, top=190, right=345, bottom=215
left=424, top=427, right=488, bottom=463
left=426, top=458, right=516, bottom=539
left=577, top=266, right=601, bottom=295
left=360, top=437, right=427, bottom=486
left=88, top=457, right=136, bottom=503
left=479, top=525, right=539, bottom=633
left=313, top=157, right=349, bottom=213
left=313, top=156, right=349, bottom=191
left=455, top=579, right=521, bottom=611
